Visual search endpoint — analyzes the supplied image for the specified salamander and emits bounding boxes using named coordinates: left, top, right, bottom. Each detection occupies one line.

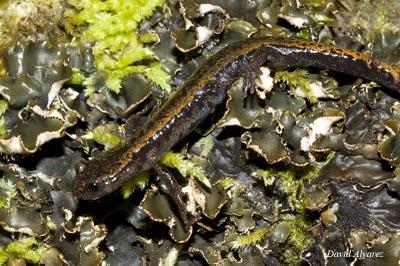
left=73, top=37, right=400, bottom=200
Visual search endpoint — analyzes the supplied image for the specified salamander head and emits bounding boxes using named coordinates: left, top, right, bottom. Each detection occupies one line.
left=73, top=159, right=117, bottom=200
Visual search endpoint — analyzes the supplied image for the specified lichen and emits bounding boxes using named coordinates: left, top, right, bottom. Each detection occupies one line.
left=0, top=0, right=64, bottom=44
left=65, top=0, right=170, bottom=93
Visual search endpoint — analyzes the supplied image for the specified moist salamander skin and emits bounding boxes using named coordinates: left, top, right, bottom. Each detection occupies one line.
left=73, top=37, right=400, bottom=200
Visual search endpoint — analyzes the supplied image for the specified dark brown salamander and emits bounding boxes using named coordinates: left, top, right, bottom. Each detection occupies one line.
left=73, top=37, right=400, bottom=200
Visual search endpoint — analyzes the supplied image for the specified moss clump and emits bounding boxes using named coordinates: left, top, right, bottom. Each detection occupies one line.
left=0, top=237, right=47, bottom=264
left=66, top=0, right=170, bottom=93
left=0, top=100, right=9, bottom=138
left=161, top=151, right=211, bottom=188
left=255, top=154, right=335, bottom=262
left=121, top=172, right=150, bottom=199
left=0, top=59, right=6, bottom=77
left=69, top=67, right=86, bottom=85
left=275, top=69, right=317, bottom=103
left=83, top=130, right=123, bottom=150
left=0, top=179, right=17, bottom=209
left=231, top=226, right=271, bottom=250
left=262, top=152, right=334, bottom=213
left=281, top=214, right=314, bottom=264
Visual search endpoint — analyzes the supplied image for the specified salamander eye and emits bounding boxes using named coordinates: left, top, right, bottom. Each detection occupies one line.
left=88, top=180, right=103, bottom=193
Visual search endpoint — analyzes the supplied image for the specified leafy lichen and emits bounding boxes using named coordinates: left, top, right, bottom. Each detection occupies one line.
left=66, top=0, right=170, bottom=93
left=0, top=0, right=64, bottom=45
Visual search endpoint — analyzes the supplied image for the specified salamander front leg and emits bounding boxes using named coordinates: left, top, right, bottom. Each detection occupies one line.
left=242, top=69, right=259, bottom=97
left=240, top=48, right=270, bottom=96
left=153, top=163, right=189, bottom=225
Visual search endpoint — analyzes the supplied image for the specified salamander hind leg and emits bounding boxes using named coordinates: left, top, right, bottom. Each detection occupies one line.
left=153, top=163, right=190, bottom=226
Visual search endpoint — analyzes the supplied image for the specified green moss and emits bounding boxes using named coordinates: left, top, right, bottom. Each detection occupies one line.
left=302, top=0, right=329, bottom=7
left=275, top=69, right=318, bottom=103
left=217, top=177, right=239, bottom=190
left=0, top=100, right=8, bottom=116
left=296, top=28, right=311, bottom=39
left=0, top=197, right=6, bottom=209
left=264, top=154, right=334, bottom=263
left=46, top=217, right=57, bottom=231
left=121, top=171, right=150, bottom=199
left=83, top=130, right=123, bottom=149
left=309, top=13, right=335, bottom=24
left=260, top=152, right=335, bottom=213
left=0, top=237, right=47, bottom=264
left=69, top=68, right=86, bottom=85
left=66, top=0, right=170, bottom=93
left=231, top=226, right=271, bottom=250
left=192, top=136, right=215, bottom=157
left=281, top=214, right=314, bottom=264
left=0, top=118, right=7, bottom=138
left=0, top=179, right=17, bottom=208
left=161, top=151, right=211, bottom=188
left=0, top=100, right=9, bottom=138
left=0, top=59, right=6, bottom=76
left=374, top=5, right=389, bottom=32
